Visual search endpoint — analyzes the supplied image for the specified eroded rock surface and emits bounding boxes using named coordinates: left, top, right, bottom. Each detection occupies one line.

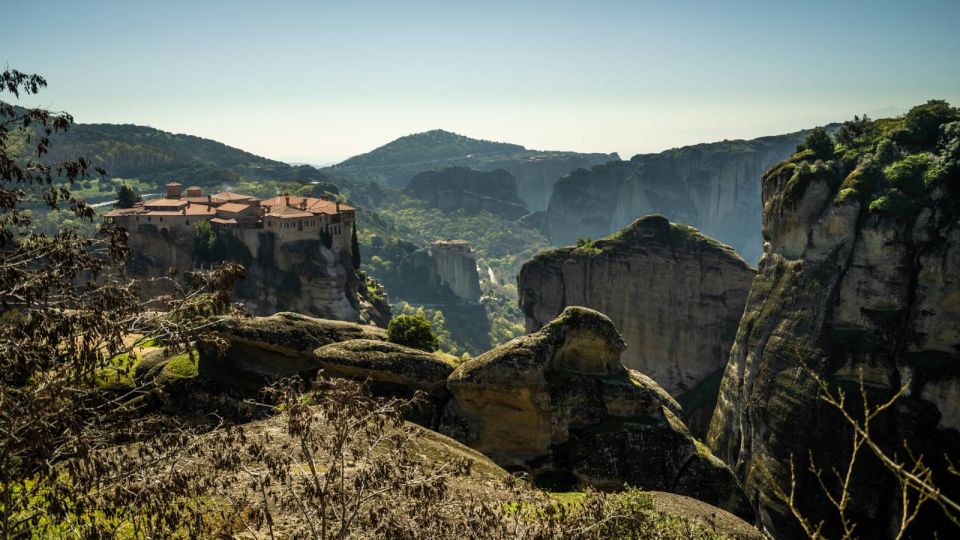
left=313, top=339, right=454, bottom=396
left=707, top=111, right=960, bottom=537
left=442, top=306, right=752, bottom=519
left=198, top=312, right=387, bottom=382
left=519, top=215, right=754, bottom=434
left=545, top=129, right=820, bottom=262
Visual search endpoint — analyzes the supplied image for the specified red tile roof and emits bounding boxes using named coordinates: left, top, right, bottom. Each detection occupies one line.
left=143, top=198, right=189, bottom=207
left=211, top=191, right=257, bottom=202
left=216, top=202, right=253, bottom=213
left=265, top=205, right=313, bottom=219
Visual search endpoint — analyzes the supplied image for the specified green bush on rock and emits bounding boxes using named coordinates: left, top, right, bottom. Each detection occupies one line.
left=387, top=314, right=439, bottom=352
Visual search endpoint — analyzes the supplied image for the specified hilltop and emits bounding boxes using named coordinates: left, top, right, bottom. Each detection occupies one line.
left=324, top=129, right=618, bottom=209
left=37, top=115, right=336, bottom=186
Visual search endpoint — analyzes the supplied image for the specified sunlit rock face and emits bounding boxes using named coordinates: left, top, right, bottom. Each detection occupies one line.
left=442, top=307, right=753, bottom=520
left=707, top=128, right=960, bottom=538
left=518, top=215, right=755, bottom=434
left=544, top=129, right=814, bottom=263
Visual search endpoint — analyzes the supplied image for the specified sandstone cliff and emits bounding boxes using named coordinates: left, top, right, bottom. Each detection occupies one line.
left=518, top=215, right=755, bottom=433
left=545, top=129, right=822, bottom=262
left=707, top=105, right=960, bottom=537
left=405, top=167, right=528, bottom=219
left=442, top=307, right=753, bottom=519
left=128, top=228, right=388, bottom=325
left=430, top=240, right=483, bottom=302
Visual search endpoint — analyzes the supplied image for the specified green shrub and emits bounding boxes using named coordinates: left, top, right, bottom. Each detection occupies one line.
left=796, top=127, right=835, bottom=160
left=883, top=153, right=936, bottom=196
left=387, top=314, right=439, bottom=352
left=902, top=99, right=960, bottom=150
left=868, top=189, right=917, bottom=218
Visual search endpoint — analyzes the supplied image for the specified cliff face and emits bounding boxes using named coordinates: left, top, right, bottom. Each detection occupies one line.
left=430, top=242, right=482, bottom=302
left=405, top=167, right=528, bottom=219
left=707, top=106, right=960, bottom=537
left=545, top=130, right=818, bottom=262
left=479, top=153, right=619, bottom=211
left=518, top=215, right=754, bottom=433
left=128, top=228, right=383, bottom=324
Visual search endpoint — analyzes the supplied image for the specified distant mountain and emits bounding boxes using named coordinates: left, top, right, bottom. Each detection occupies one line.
left=323, top=129, right=618, bottom=210
left=42, top=119, right=335, bottom=186
left=544, top=127, right=838, bottom=262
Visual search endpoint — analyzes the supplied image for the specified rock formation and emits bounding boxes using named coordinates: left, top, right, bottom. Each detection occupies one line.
left=313, top=339, right=454, bottom=397
left=518, top=215, right=755, bottom=434
left=405, top=167, right=528, bottom=219
left=442, top=306, right=753, bottom=519
left=429, top=240, right=482, bottom=302
left=544, top=129, right=824, bottom=262
left=197, top=312, right=388, bottom=382
left=127, top=227, right=388, bottom=325
left=707, top=105, right=960, bottom=537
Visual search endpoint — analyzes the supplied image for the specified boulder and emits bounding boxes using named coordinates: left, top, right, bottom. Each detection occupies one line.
left=198, top=312, right=386, bottom=383
left=442, top=306, right=752, bottom=519
left=313, top=339, right=454, bottom=396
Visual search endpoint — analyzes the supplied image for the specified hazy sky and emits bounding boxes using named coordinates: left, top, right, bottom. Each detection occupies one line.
left=5, top=0, right=960, bottom=164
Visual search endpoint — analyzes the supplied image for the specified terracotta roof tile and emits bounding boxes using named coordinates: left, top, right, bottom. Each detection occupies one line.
left=216, top=202, right=253, bottom=213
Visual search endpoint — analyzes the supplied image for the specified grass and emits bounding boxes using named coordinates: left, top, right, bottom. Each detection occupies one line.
left=157, top=350, right=199, bottom=384
left=95, top=352, right=141, bottom=392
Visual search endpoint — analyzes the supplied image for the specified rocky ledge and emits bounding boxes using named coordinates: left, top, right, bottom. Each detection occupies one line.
left=441, top=306, right=753, bottom=519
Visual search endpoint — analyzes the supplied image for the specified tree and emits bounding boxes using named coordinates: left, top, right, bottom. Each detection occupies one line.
left=387, top=313, right=439, bottom=352
left=351, top=221, right=361, bottom=269
left=798, top=127, right=835, bottom=160
left=1, top=68, right=244, bottom=537
left=116, top=182, right=139, bottom=208
left=835, top=114, right=875, bottom=148
left=902, top=99, right=960, bottom=150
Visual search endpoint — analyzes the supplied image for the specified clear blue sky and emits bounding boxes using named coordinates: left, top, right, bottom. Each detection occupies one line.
left=4, top=0, right=959, bottom=163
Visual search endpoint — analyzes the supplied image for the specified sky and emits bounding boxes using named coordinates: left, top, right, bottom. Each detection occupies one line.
left=4, top=0, right=960, bottom=164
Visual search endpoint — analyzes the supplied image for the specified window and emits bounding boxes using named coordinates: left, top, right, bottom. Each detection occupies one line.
left=147, top=217, right=151, bottom=222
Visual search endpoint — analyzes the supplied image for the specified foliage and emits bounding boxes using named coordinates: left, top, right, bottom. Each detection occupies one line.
left=334, top=129, right=523, bottom=169
left=115, top=182, right=140, bottom=208
left=574, top=237, right=602, bottom=255
left=797, top=127, right=835, bottom=160
left=835, top=115, right=877, bottom=149
left=392, top=302, right=458, bottom=355
left=193, top=220, right=253, bottom=267
left=351, top=221, right=361, bottom=268
left=0, top=68, right=246, bottom=537
left=387, top=313, right=440, bottom=352
left=901, top=99, right=960, bottom=150
left=771, top=367, right=960, bottom=539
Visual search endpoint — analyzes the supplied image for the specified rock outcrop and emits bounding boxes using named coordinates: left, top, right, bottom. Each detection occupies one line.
left=518, top=215, right=754, bottom=433
left=545, top=129, right=823, bottom=262
left=405, top=167, right=529, bottom=219
left=707, top=105, right=960, bottom=537
left=198, top=312, right=387, bottom=383
left=314, top=339, right=454, bottom=396
left=429, top=240, right=482, bottom=302
left=128, top=227, right=384, bottom=325
left=442, top=307, right=752, bottom=519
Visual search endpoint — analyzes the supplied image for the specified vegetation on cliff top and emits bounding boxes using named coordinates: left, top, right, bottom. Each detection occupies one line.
left=780, top=100, right=959, bottom=218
